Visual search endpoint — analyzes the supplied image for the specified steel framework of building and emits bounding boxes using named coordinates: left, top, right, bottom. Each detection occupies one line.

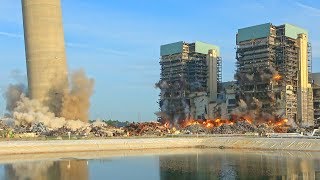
left=236, top=23, right=314, bottom=126
left=158, top=41, right=222, bottom=122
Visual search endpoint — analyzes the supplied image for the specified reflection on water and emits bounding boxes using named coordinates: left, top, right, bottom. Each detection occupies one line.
left=5, top=160, right=88, bottom=180
left=159, top=152, right=320, bottom=179
left=1, top=150, right=320, bottom=180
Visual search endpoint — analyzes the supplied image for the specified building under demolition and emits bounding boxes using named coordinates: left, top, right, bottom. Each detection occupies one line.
left=157, top=41, right=222, bottom=123
left=22, top=0, right=68, bottom=114
left=313, top=73, right=320, bottom=127
left=236, top=23, right=314, bottom=127
left=221, top=81, right=237, bottom=115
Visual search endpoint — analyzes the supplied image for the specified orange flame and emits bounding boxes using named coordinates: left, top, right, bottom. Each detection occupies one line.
left=164, top=122, right=170, bottom=128
left=274, top=118, right=288, bottom=126
left=163, top=115, right=290, bottom=133
left=273, top=74, right=282, bottom=81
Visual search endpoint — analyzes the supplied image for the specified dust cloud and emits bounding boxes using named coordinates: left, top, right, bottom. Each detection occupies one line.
left=61, top=69, right=95, bottom=122
left=2, top=69, right=94, bottom=131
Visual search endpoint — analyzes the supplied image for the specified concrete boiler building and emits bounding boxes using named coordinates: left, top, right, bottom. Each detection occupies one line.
left=158, top=41, right=222, bottom=121
left=236, top=23, right=314, bottom=126
left=312, top=73, right=320, bottom=127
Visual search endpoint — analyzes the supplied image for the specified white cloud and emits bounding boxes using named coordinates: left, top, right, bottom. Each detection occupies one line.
left=296, top=2, right=320, bottom=16
left=66, top=42, right=89, bottom=48
left=0, top=31, right=23, bottom=39
left=96, top=47, right=130, bottom=56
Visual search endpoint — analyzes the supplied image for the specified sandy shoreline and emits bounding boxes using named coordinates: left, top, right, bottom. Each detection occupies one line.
left=0, top=137, right=319, bottom=155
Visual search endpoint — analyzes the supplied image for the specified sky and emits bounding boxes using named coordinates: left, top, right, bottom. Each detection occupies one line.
left=0, top=0, right=319, bottom=121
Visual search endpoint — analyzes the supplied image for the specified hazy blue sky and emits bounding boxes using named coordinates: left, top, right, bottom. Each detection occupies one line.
left=0, top=0, right=319, bottom=121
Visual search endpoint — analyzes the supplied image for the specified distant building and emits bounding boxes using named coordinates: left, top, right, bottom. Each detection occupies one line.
left=236, top=23, right=313, bottom=126
left=158, top=41, right=222, bottom=122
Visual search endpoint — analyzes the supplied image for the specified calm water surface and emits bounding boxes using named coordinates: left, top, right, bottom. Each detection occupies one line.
left=0, top=150, right=320, bottom=180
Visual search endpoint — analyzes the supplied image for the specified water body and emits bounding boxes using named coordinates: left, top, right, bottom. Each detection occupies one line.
left=0, top=149, right=320, bottom=180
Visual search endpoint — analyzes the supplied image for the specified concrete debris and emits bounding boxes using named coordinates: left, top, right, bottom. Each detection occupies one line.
left=30, top=122, right=49, bottom=134
left=90, top=121, right=124, bottom=137
left=0, top=120, right=14, bottom=138
left=184, top=124, right=209, bottom=134
left=124, top=122, right=170, bottom=136
left=256, top=124, right=276, bottom=135
left=0, top=120, right=10, bottom=130
left=0, top=118, right=295, bottom=138
left=211, top=121, right=257, bottom=134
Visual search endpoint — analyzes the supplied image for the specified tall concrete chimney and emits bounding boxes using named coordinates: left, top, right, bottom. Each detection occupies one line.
left=21, top=0, right=68, bottom=114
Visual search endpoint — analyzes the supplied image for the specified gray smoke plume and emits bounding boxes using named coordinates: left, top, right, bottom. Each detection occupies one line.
left=2, top=70, right=27, bottom=113
left=155, top=79, right=190, bottom=124
left=232, top=65, right=288, bottom=124
left=61, top=69, right=95, bottom=122
left=3, top=84, right=26, bottom=112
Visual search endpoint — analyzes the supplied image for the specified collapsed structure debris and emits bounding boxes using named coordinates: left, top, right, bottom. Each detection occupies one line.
left=89, top=121, right=124, bottom=137
left=180, top=118, right=291, bottom=135
left=124, top=122, right=171, bottom=136
left=0, top=120, right=13, bottom=138
left=0, top=120, right=9, bottom=131
left=0, top=120, right=293, bottom=138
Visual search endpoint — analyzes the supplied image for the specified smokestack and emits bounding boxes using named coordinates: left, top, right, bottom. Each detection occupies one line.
left=21, top=0, right=68, bottom=114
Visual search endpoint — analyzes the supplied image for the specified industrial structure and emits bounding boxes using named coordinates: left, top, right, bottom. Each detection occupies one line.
left=313, top=73, right=320, bottom=127
left=21, top=0, right=68, bottom=115
left=158, top=41, right=222, bottom=123
left=236, top=23, right=314, bottom=126
left=220, top=81, right=237, bottom=115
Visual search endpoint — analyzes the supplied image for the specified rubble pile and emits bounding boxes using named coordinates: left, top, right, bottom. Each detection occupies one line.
left=124, top=122, right=170, bottom=136
left=211, top=124, right=236, bottom=134
left=184, top=124, right=209, bottom=134
left=256, top=124, right=276, bottom=135
left=0, top=120, right=13, bottom=138
left=210, top=121, right=257, bottom=134
left=46, top=126, right=87, bottom=137
left=9, top=121, right=125, bottom=137
left=181, top=120, right=278, bottom=135
left=12, top=123, right=82, bottom=136
left=182, top=121, right=260, bottom=134
left=0, top=118, right=291, bottom=138
left=90, top=121, right=124, bottom=137
left=234, top=121, right=257, bottom=132
left=0, top=120, right=9, bottom=130
left=30, top=122, right=51, bottom=135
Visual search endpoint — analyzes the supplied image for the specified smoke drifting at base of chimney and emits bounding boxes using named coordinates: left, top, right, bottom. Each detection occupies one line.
left=61, top=69, right=95, bottom=122
left=3, top=84, right=26, bottom=113
left=3, top=69, right=94, bottom=130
